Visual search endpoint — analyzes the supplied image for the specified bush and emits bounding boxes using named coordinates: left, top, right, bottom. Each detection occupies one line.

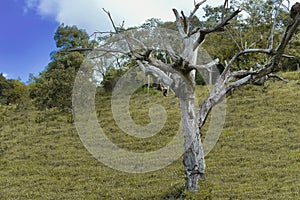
left=102, top=68, right=127, bottom=92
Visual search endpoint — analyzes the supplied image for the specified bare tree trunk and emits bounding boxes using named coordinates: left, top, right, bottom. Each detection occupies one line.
left=180, top=93, right=205, bottom=191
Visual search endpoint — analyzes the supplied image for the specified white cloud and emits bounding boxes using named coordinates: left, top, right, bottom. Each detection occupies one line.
left=24, top=0, right=223, bottom=33
left=24, top=0, right=37, bottom=13
left=24, top=0, right=298, bottom=33
left=3, top=73, right=8, bottom=78
left=37, top=0, right=59, bottom=16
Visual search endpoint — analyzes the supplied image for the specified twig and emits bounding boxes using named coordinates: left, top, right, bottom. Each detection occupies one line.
left=103, top=8, right=119, bottom=33
left=89, top=31, right=117, bottom=38
left=189, top=0, right=207, bottom=20
left=68, top=47, right=127, bottom=54
left=248, top=35, right=263, bottom=49
left=225, top=27, right=242, bottom=50
left=181, top=11, right=188, bottom=33
left=220, top=48, right=273, bottom=81
left=268, top=73, right=289, bottom=82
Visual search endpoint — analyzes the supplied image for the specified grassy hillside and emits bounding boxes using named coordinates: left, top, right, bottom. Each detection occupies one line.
left=0, top=71, right=300, bottom=199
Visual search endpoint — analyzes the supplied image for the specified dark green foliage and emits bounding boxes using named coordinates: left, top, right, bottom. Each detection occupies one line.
left=8, top=80, right=30, bottom=110
left=53, top=24, right=96, bottom=52
left=195, top=71, right=206, bottom=85
left=0, top=74, right=29, bottom=109
left=101, top=67, right=127, bottom=92
left=31, top=25, right=96, bottom=111
left=159, top=21, right=177, bottom=31
left=201, top=1, right=293, bottom=71
left=0, top=74, right=12, bottom=105
left=30, top=52, right=85, bottom=111
left=141, top=18, right=163, bottom=28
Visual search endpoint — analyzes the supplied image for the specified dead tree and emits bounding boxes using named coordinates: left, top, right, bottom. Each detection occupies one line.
left=71, top=1, right=300, bottom=192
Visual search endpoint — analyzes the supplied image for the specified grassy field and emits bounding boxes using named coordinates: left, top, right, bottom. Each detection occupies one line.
left=0, top=71, right=300, bottom=199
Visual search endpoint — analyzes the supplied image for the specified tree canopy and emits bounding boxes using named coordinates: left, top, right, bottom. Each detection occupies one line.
left=30, top=24, right=97, bottom=111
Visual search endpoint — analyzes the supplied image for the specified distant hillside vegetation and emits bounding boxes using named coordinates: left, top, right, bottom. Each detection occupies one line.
left=0, top=70, right=299, bottom=199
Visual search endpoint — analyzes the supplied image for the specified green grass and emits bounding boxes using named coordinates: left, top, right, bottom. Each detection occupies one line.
left=1, top=71, right=300, bottom=199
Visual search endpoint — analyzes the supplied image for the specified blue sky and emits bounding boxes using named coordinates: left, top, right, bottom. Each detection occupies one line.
left=0, top=0, right=296, bottom=83
left=0, top=0, right=58, bottom=82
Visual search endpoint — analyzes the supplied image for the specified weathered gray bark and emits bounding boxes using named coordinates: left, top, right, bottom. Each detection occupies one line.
left=170, top=3, right=241, bottom=191
left=180, top=95, right=205, bottom=191
left=172, top=40, right=206, bottom=191
left=175, top=32, right=207, bottom=190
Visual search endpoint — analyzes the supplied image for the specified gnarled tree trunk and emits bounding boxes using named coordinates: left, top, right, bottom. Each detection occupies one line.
left=180, top=94, right=206, bottom=191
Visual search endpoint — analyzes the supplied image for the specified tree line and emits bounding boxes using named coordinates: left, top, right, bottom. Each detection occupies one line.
left=0, top=0, right=299, bottom=113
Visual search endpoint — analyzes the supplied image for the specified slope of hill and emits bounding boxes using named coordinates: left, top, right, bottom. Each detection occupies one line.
left=0, top=71, right=299, bottom=199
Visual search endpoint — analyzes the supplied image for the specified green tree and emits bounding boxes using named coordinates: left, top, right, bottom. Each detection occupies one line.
left=230, top=0, right=290, bottom=70
left=31, top=24, right=97, bottom=111
left=201, top=1, right=291, bottom=71
left=53, top=24, right=96, bottom=52
left=0, top=74, right=29, bottom=109
left=9, top=80, right=30, bottom=110
left=102, top=68, right=127, bottom=92
left=0, top=74, right=12, bottom=105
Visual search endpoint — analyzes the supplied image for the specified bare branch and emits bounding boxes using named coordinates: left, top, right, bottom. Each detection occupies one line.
left=147, top=57, right=173, bottom=73
left=197, top=12, right=299, bottom=128
left=89, top=31, right=117, bottom=38
left=273, top=13, right=300, bottom=67
left=127, top=36, right=148, bottom=50
left=229, top=69, right=257, bottom=80
left=193, top=10, right=241, bottom=50
left=282, top=54, right=296, bottom=59
left=220, top=48, right=273, bottom=81
left=197, top=85, right=226, bottom=128
left=224, top=69, right=289, bottom=95
left=225, top=27, right=243, bottom=50
left=181, top=10, right=189, bottom=33
left=268, top=73, right=289, bottom=82
left=138, top=61, right=173, bottom=87
left=283, top=0, right=291, bottom=11
left=188, top=27, right=201, bottom=37
left=189, top=58, right=219, bottom=71
left=225, top=74, right=252, bottom=96
left=165, top=44, right=181, bottom=63
left=189, top=0, right=207, bottom=20
left=103, top=8, right=119, bottom=33
left=101, top=9, right=140, bottom=60
left=248, top=35, right=263, bottom=49
left=172, top=9, right=186, bottom=37
left=103, top=9, right=150, bottom=61
left=68, top=47, right=128, bottom=54
left=222, top=0, right=230, bottom=20
left=135, top=60, right=146, bottom=72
